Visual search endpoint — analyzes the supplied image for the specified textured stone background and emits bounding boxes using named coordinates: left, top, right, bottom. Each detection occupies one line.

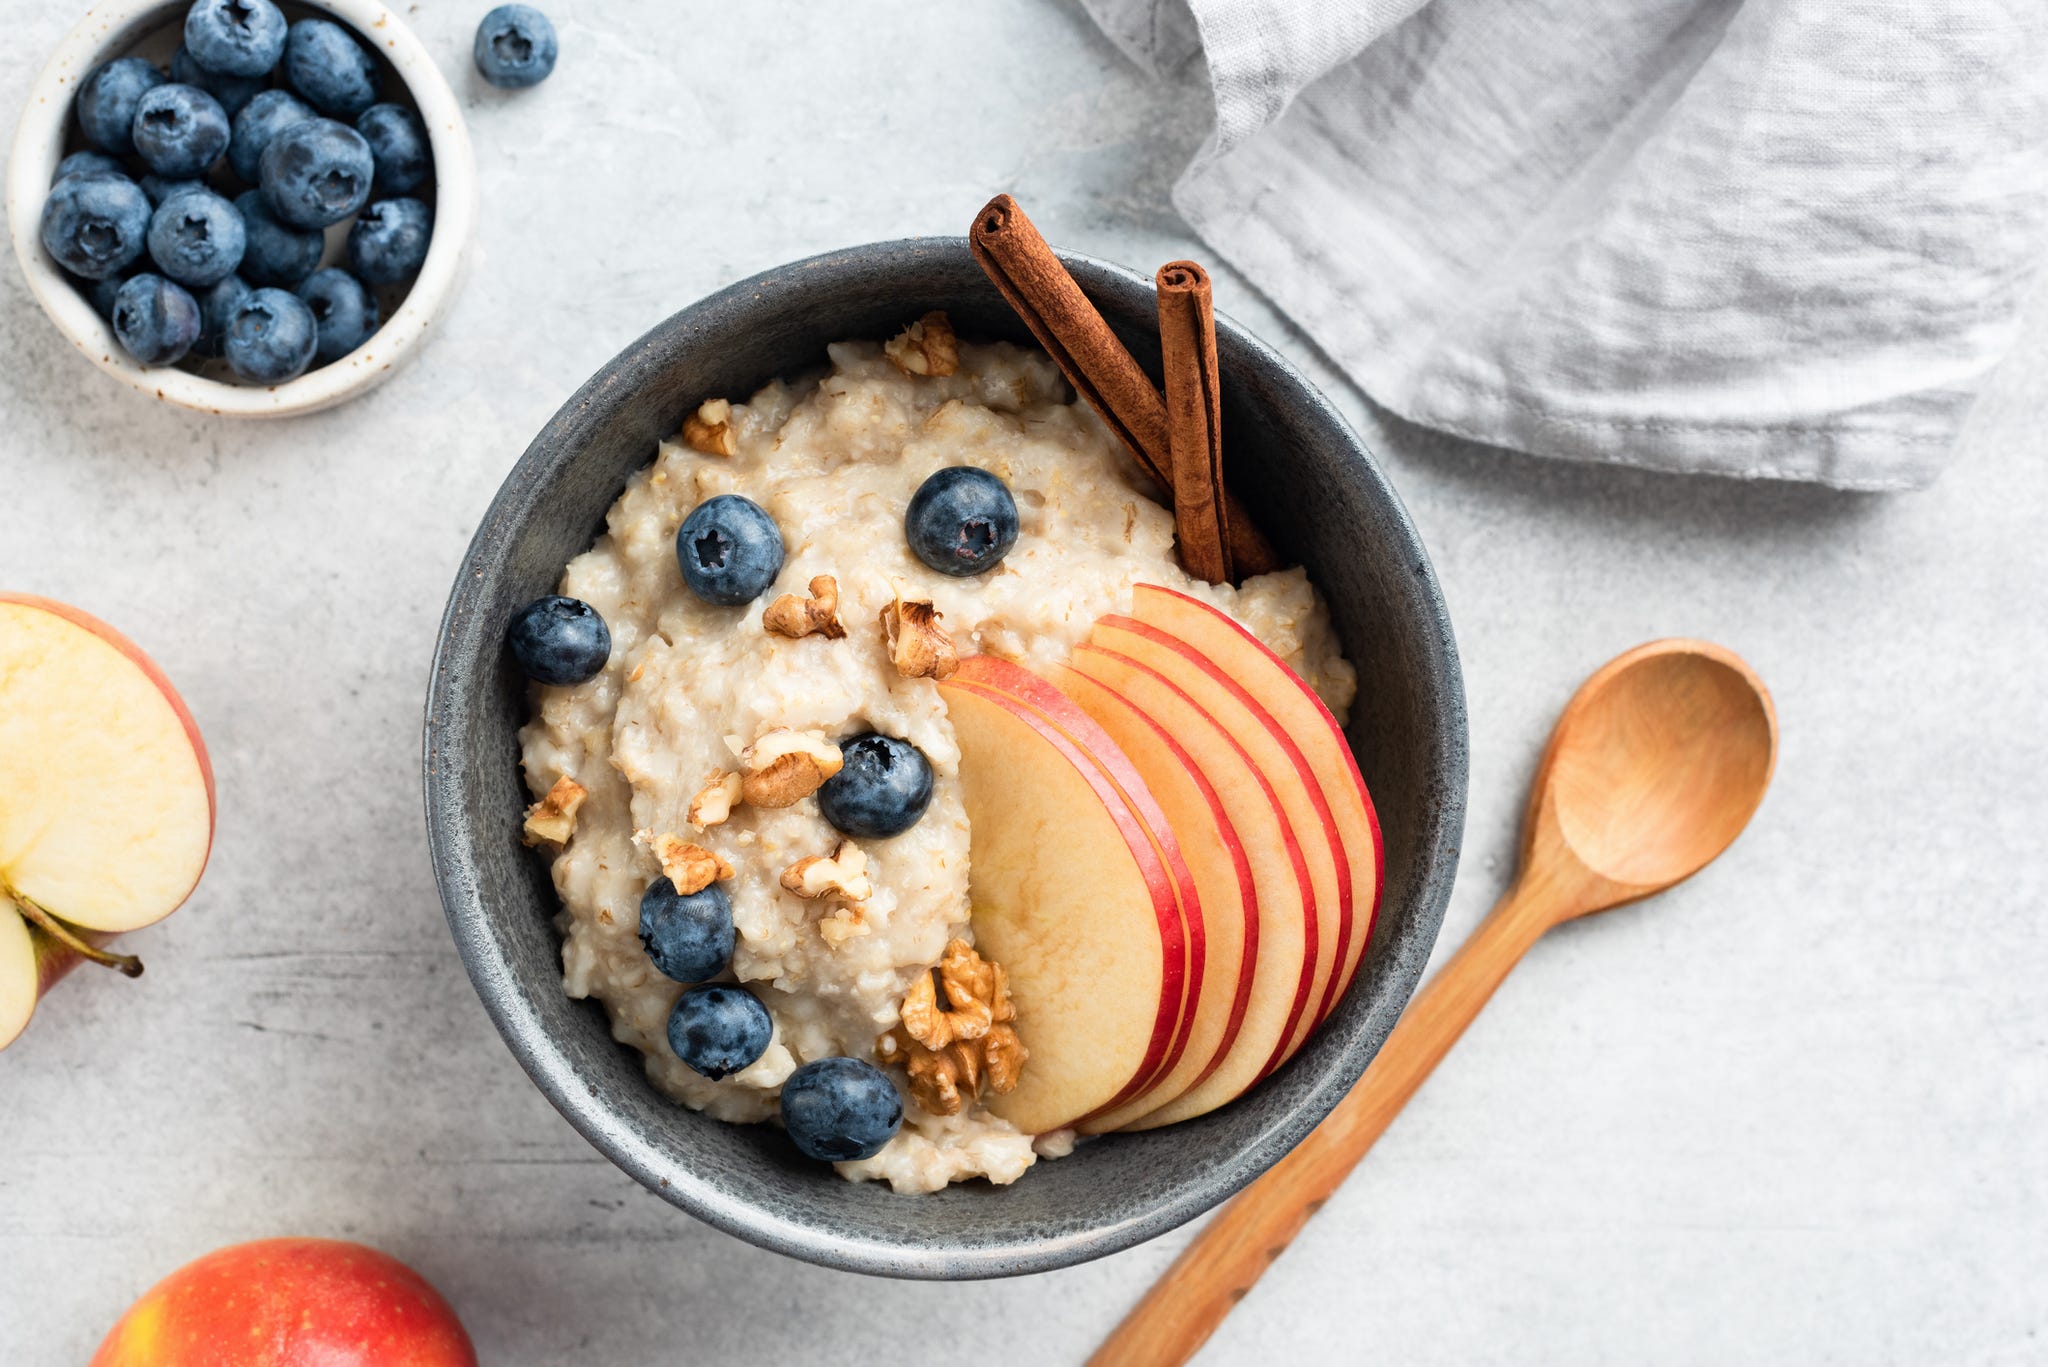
left=3, top=2, right=2044, bottom=1362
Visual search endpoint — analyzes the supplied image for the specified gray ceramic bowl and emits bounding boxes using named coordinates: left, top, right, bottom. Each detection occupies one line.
left=425, top=238, right=1466, bottom=1279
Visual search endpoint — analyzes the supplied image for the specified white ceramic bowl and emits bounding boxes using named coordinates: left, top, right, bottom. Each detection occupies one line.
left=7, top=0, right=476, bottom=417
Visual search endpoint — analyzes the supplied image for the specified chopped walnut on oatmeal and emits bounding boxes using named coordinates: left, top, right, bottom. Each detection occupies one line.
left=818, top=903, right=870, bottom=946
left=762, top=574, right=847, bottom=640
left=780, top=839, right=872, bottom=902
left=739, top=728, right=844, bottom=808
left=687, top=769, right=744, bottom=829
left=681, top=399, right=738, bottom=456
left=878, top=595, right=958, bottom=680
left=884, top=311, right=960, bottom=378
left=877, top=940, right=1026, bottom=1117
left=639, top=831, right=734, bottom=895
left=522, top=776, right=587, bottom=847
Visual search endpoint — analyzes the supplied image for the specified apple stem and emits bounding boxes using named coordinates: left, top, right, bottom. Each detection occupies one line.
left=4, top=887, right=144, bottom=978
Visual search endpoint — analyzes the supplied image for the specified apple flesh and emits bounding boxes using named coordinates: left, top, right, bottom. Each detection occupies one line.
left=0, top=595, right=215, bottom=1049
left=91, top=1237, right=476, bottom=1367
left=935, top=672, right=1196, bottom=1134
left=1128, top=584, right=1384, bottom=1025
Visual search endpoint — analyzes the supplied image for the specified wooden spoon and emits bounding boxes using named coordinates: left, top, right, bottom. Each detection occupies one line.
left=1090, top=639, right=1778, bottom=1367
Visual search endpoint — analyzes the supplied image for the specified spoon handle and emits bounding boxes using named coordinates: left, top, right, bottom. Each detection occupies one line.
left=1087, top=875, right=1562, bottom=1367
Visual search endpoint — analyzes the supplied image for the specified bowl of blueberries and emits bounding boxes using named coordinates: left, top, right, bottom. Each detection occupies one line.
left=3, top=0, right=533, bottom=415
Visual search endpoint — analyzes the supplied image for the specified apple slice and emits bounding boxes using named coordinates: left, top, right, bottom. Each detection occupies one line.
left=0, top=595, right=216, bottom=1049
left=1088, top=615, right=1352, bottom=1075
left=1068, top=643, right=1321, bottom=1127
left=1045, top=664, right=1262, bottom=1131
left=1129, top=585, right=1384, bottom=1022
left=935, top=674, right=1192, bottom=1134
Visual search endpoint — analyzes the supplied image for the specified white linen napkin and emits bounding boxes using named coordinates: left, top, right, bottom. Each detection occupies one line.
left=1080, top=0, right=2048, bottom=490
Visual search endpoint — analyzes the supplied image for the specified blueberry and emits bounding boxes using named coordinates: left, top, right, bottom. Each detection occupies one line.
left=83, top=272, right=130, bottom=320
left=111, top=274, right=201, bottom=365
left=259, top=117, right=372, bottom=229
left=473, top=5, right=559, bottom=89
left=196, top=274, right=251, bottom=357
left=170, top=45, right=265, bottom=119
left=507, top=595, right=611, bottom=685
left=230, top=89, right=313, bottom=184
left=818, top=734, right=934, bottom=839
left=345, top=197, right=430, bottom=284
left=666, top=984, right=772, bottom=1081
left=355, top=103, right=428, bottom=194
left=295, top=267, right=378, bottom=362
left=232, top=190, right=322, bottom=287
left=676, top=495, right=784, bottom=606
left=905, top=466, right=1019, bottom=576
left=130, top=84, right=230, bottom=178
left=53, top=150, right=125, bottom=185
left=76, top=58, right=165, bottom=156
left=638, top=879, right=734, bottom=983
left=780, top=1058, right=903, bottom=1163
left=139, top=174, right=199, bottom=206
left=222, top=285, right=317, bottom=383
left=183, top=0, right=288, bottom=79
left=40, top=175, right=151, bottom=279
left=145, top=186, right=245, bottom=287
left=282, top=18, right=379, bottom=118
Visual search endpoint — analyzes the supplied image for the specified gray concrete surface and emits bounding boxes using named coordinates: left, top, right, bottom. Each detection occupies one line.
left=3, top=2, right=2043, bottom=1362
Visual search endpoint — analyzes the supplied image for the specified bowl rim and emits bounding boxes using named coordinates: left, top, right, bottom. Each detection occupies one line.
left=424, top=237, right=1468, bottom=1278
left=5, top=0, right=477, bottom=418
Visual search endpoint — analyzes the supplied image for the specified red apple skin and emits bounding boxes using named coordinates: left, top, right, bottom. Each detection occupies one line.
left=90, top=1238, right=476, bottom=1367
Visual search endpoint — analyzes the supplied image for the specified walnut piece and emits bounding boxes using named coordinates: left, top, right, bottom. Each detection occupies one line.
left=884, top=311, right=960, bottom=378
left=687, top=769, right=744, bottom=829
left=681, top=399, right=738, bottom=456
left=642, top=831, right=734, bottom=895
left=878, top=940, right=1025, bottom=1117
left=762, top=574, right=847, bottom=641
left=779, top=839, right=872, bottom=902
left=739, top=728, right=845, bottom=808
left=521, top=776, right=588, bottom=847
left=818, top=903, right=870, bottom=946
left=879, top=596, right=958, bottom=680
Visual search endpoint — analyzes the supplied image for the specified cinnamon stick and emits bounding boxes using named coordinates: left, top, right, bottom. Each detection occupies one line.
left=1156, top=260, right=1230, bottom=584
left=969, top=195, right=1280, bottom=577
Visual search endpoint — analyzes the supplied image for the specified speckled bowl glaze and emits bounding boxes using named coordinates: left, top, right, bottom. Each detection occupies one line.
left=425, top=238, right=1467, bottom=1279
left=7, top=0, right=475, bottom=417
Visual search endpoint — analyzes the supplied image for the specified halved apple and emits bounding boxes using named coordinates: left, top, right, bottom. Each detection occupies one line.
left=1067, top=643, right=1321, bottom=1127
left=1046, top=663, right=1264, bottom=1131
left=935, top=673, right=1194, bottom=1134
left=0, top=595, right=216, bottom=1049
left=1088, top=615, right=1352, bottom=1074
left=1129, top=585, right=1384, bottom=1023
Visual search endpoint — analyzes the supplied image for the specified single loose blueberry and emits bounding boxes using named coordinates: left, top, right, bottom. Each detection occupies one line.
left=818, top=734, right=935, bottom=839
left=76, top=58, right=165, bottom=156
left=195, top=274, right=251, bottom=357
left=170, top=44, right=265, bottom=119
left=355, top=103, right=428, bottom=194
left=666, top=984, right=772, bottom=1081
left=905, top=466, right=1020, bottom=576
left=140, top=174, right=200, bottom=206
left=507, top=595, right=611, bottom=685
left=346, top=197, right=430, bottom=284
left=40, top=175, right=151, bottom=279
left=232, top=190, right=322, bottom=287
left=675, top=495, right=784, bottom=606
left=222, top=285, right=316, bottom=383
left=780, top=1058, right=903, bottom=1163
left=111, top=274, right=201, bottom=365
left=53, top=150, right=126, bottom=185
left=295, top=267, right=378, bottom=362
left=184, top=0, right=288, bottom=79
left=230, top=89, right=313, bottom=184
left=146, top=186, right=245, bottom=287
left=473, top=5, right=558, bottom=89
left=259, top=117, right=373, bottom=229
left=130, top=84, right=231, bottom=179
left=638, top=879, right=735, bottom=984
left=282, top=18, right=379, bottom=118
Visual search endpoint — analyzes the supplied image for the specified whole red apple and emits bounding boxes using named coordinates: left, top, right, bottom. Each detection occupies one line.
left=91, top=1238, right=476, bottom=1367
